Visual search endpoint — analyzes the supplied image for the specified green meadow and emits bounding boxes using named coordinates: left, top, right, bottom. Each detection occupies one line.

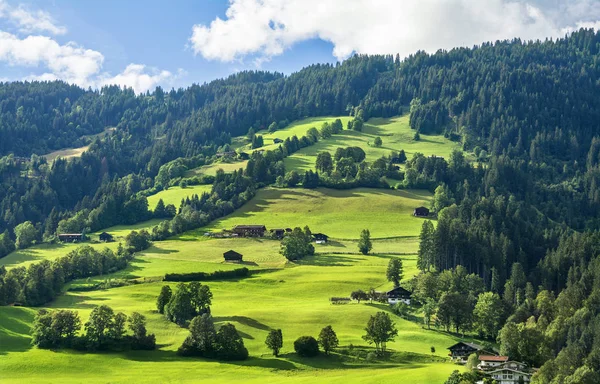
left=285, top=115, right=460, bottom=173
left=147, top=184, right=213, bottom=209
left=200, top=187, right=432, bottom=239
left=0, top=246, right=463, bottom=383
left=185, top=160, right=248, bottom=178
left=0, top=116, right=466, bottom=383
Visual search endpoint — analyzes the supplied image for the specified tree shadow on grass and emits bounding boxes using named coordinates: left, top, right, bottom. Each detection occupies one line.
left=0, top=307, right=34, bottom=354
left=121, top=349, right=298, bottom=370
left=295, top=254, right=357, bottom=267
left=364, top=302, right=423, bottom=325
left=213, top=316, right=272, bottom=332
left=144, top=246, right=179, bottom=255
left=278, top=350, right=428, bottom=370
left=57, top=294, right=110, bottom=309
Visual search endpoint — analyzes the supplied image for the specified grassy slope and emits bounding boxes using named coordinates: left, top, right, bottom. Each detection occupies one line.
left=185, top=161, right=248, bottom=178
left=43, top=127, right=116, bottom=162
left=285, top=116, right=460, bottom=173
left=199, top=187, right=432, bottom=239
left=0, top=220, right=162, bottom=270
left=189, top=114, right=459, bottom=178
left=0, top=114, right=465, bottom=383
left=146, top=184, right=213, bottom=210
left=0, top=250, right=462, bottom=383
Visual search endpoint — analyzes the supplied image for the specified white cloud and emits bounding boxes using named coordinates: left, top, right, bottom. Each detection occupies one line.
left=189, top=0, right=600, bottom=63
left=99, top=64, right=184, bottom=93
left=0, top=30, right=180, bottom=93
left=0, top=31, right=103, bottom=85
left=0, top=0, right=67, bottom=35
left=8, top=6, right=67, bottom=35
left=0, top=1, right=180, bottom=92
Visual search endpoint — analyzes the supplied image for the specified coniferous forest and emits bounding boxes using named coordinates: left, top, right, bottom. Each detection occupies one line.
left=4, top=29, right=600, bottom=382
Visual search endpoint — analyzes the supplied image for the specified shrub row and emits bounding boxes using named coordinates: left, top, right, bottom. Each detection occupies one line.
left=164, top=267, right=250, bottom=282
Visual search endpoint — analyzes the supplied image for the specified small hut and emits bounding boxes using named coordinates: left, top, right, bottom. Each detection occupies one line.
left=223, top=250, right=243, bottom=262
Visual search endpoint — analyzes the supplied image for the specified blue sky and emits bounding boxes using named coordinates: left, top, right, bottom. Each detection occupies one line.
left=1, top=0, right=599, bottom=92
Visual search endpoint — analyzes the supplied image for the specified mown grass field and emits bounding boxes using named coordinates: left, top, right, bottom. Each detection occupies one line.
left=146, top=184, right=213, bottom=210
left=0, top=247, right=463, bottom=383
left=200, top=187, right=432, bottom=239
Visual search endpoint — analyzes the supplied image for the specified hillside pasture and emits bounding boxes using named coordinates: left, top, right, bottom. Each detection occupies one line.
left=185, top=160, right=248, bottom=178
left=0, top=248, right=463, bottom=383
left=146, top=184, right=213, bottom=210
left=285, top=115, right=460, bottom=173
left=200, top=187, right=432, bottom=239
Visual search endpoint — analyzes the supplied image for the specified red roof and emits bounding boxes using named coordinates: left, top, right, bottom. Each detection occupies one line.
left=479, top=355, right=508, bottom=362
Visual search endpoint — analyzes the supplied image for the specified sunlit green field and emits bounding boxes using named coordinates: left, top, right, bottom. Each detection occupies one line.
left=199, top=187, right=432, bottom=239
left=285, top=115, right=460, bottom=173
left=147, top=184, right=213, bottom=210
left=185, top=160, right=248, bottom=178
left=0, top=247, right=463, bottom=383
left=0, top=184, right=461, bottom=383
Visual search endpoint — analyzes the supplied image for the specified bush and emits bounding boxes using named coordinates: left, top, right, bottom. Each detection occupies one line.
left=294, top=336, right=319, bottom=357
left=164, top=268, right=249, bottom=282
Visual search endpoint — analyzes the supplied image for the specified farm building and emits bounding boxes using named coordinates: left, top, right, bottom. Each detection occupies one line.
left=273, top=138, right=284, bottom=144
left=270, top=229, right=285, bottom=239
left=58, top=233, right=85, bottom=242
left=312, top=233, right=329, bottom=243
left=223, top=250, right=243, bottom=262
left=447, top=342, right=491, bottom=363
left=99, top=232, right=114, bottom=242
left=477, top=355, right=509, bottom=370
left=413, top=206, right=430, bottom=217
left=232, top=225, right=267, bottom=237
left=386, top=286, right=412, bottom=305
left=238, top=152, right=250, bottom=160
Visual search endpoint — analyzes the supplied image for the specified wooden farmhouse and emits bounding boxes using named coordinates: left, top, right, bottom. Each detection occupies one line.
left=312, top=233, right=329, bottom=243
left=223, top=250, right=243, bottom=262
left=58, top=233, right=85, bottom=243
left=232, top=225, right=266, bottom=237
left=413, top=206, right=430, bottom=217
left=447, top=341, right=491, bottom=363
left=386, top=286, right=412, bottom=305
left=270, top=228, right=285, bottom=239
left=99, top=232, right=114, bottom=242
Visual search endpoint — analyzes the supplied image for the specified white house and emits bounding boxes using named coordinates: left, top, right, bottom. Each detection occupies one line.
left=501, top=361, right=528, bottom=371
left=488, top=368, right=532, bottom=384
left=477, top=355, right=509, bottom=370
left=386, top=286, right=412, bottom=305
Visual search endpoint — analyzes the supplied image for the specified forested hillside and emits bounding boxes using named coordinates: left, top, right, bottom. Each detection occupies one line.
left=3, top=29, right=600, bottom=382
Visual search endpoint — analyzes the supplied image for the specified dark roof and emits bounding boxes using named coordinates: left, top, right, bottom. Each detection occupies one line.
left=415, top=206, right=429, bottom=211
left=447, top=341, right=486, bottom=351
left=100, top=232, right=112, bottom=236
left=233, top=225, right=266, bottom=230
left=386, top=286, right=412, bottom=297
left=223, top=250, right=243, bottom=259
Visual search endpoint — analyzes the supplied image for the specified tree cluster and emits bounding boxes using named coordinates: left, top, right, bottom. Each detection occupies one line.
left=32, top=306, right=155, bottom=351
